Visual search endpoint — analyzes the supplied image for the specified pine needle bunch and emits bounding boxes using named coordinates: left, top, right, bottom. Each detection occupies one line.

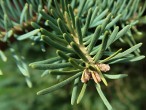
left=0, top=0, right=146, bottom=110
left=27, top=0, right=144, bottom=109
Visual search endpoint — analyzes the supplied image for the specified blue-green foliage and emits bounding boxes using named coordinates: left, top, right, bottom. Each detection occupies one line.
left=0, top=0, right=145, bottom=110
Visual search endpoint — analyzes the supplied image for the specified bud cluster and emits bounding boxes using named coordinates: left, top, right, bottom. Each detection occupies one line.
left=81, top=64, right=110, bottom=83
